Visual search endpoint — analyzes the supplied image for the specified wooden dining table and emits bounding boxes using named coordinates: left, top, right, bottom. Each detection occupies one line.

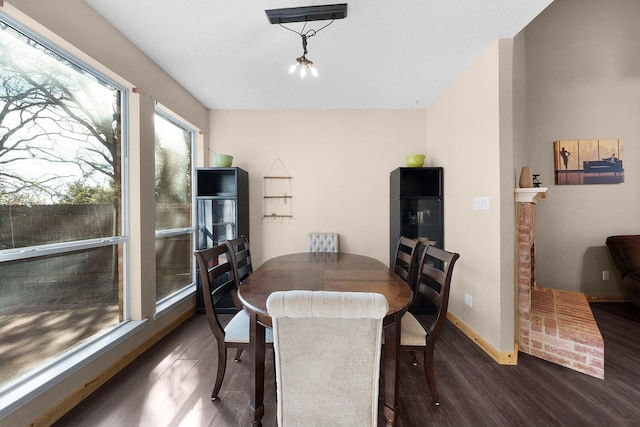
left=237, top=251, right=413, bottom=427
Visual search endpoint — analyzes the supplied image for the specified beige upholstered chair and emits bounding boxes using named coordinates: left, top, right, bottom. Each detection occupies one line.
left=194, top=243, right=273, bottom=400
left=267, top=290, right=388, bottom=426
left=307, top=232, right=339, bottom=253
left=400, top=245, right=459, bottom=405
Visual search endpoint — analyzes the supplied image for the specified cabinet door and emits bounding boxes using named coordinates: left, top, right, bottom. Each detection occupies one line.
left=399, top=198, right=442, bottom=248
left=197, top=198, right=238, bottom=249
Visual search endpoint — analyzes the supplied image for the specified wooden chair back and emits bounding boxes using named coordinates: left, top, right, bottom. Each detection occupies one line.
left=414, top=245, right=460, bottom=339
left=398, top=244, right=459, bottom=405
left=194, top=243, right=241, bottom=343
left=392, top=236, right=421, bottom=288
left=226, top=235, right=253, bottom=283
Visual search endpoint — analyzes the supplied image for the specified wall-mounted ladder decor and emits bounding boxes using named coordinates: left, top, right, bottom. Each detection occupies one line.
left=263, top=157, right=293, bottom=222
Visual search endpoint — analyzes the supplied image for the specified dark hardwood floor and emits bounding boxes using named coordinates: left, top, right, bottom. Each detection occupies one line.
left=53, top=303, right=640, bottom=427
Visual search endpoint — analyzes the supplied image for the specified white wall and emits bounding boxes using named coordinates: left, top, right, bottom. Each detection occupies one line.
left=522, top=0, right=640, bottom=297
left=209, top=110, right=428, bottom=267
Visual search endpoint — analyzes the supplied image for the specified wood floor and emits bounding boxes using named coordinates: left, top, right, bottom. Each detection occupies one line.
left=53, top=303, right=640, bottom=427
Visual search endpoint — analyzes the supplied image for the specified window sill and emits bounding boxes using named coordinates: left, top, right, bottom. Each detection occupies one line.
left=155, top=283, right=196, bottom=319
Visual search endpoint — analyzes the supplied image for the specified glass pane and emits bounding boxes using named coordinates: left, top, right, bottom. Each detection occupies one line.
left=197, top=198, right=237, bottom=249
left=0, top=22, right=122, bottom=247
left=0, top=18, right=125, bottom=390
left=0, top=246, right=122, bottom=386
left=154, top=112, right=193, bottom=302
left=156, top=234, right=193, bottom=301
left=154, top=113, right=192, bottom=231
left=400, top=198, right=442, bottom=247
left=0, top=204, right=117, bottom=250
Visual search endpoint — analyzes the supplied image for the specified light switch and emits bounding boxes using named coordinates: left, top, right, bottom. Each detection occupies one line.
left=473, top=196, right=490, bottom=211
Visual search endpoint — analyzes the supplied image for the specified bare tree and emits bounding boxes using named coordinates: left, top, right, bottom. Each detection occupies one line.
left=0, top=23, right=120, bottom=205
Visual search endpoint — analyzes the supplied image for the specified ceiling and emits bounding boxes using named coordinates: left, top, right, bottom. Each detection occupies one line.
left=84, top=0, right=553, bottom=110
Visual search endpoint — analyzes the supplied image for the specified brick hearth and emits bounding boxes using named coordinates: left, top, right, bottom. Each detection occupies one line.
left=515, top=188, right=604, bottom=379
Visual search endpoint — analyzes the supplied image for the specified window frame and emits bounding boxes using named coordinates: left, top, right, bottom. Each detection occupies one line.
left=153, top=106, right=197, bottom=313
left=0, top=10, right=139, bottom=418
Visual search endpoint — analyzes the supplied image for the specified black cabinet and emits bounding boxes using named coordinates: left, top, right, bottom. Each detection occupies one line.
left=390, top=167, right=443, bottom=313
left=195, top=167, right=249, bottom=312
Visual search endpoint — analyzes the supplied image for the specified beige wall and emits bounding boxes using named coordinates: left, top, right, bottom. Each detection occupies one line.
left=522, top=0, right=640, bottom=297
left=209, top=110, right=428, bottom=266
left=208, top=45, right=519, bottom=356
left=2, top=1, right=208, bottom=425
left=427, top=40, right=517, bottom=352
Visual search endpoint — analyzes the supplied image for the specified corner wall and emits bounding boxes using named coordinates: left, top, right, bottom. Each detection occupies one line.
left=427, top=40, right=516, bottom=353
left=522, top=0, right=640, bottom=297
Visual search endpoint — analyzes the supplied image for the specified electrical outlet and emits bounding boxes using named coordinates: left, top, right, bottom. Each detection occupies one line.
left=464, top=293, right=473, bottom=308
left=602, top=270, right=610, bottom=280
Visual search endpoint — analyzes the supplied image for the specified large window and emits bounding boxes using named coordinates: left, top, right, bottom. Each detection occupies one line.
left=154, top=110, right=194, bottom=302
left=0, top=18, right=126, bottom=388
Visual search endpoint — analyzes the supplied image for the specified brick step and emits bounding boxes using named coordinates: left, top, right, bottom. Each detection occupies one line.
left=519, top=286, right=604, bottom=379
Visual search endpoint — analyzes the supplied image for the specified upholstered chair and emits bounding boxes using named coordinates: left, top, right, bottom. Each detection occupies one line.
left=267, top=290, right=388, bottom=426
left=307, top=232, right=340, bottom=253
left=606, top=234, right=640, bottom=308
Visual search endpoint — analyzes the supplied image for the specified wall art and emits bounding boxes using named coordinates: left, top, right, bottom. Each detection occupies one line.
left=554, top=139, right=624, bottom=185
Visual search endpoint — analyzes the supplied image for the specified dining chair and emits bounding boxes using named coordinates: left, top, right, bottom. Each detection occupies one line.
left=391, top=236, right=421, bottom=291
left=225, top=235, right=253, bottom=283
left=307, top=232, right=340, bottom=253
left=399, top=244, right=460, bottom=405
left=194, top=243, right=272, bottom=400
left=266, top=290, right=388, bottom=426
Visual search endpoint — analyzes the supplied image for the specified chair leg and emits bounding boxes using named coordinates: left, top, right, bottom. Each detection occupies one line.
left=424, top=346, right=440, bottom=405
left=211, top=344, right=227, bottom=401
left=234, top=348, right=243, bottom=362
left=408, top=350, right=419, bottom=366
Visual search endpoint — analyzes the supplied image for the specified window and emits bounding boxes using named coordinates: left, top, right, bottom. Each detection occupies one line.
left=0, top=18, right=126, bottom=388
left=154, top=110, right=194, bottom=303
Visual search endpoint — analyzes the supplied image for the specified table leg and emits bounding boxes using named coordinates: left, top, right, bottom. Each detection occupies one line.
left=249, top=313, right=266, bottom=427
left=383, top=314, right=401, bottom=426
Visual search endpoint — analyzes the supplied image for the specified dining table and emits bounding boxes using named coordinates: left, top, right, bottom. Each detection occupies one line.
left=237, top=251, right=413, bottom=427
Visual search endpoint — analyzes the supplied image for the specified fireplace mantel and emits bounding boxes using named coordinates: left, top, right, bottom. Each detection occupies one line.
left=514, top=187, right=548, bottom=204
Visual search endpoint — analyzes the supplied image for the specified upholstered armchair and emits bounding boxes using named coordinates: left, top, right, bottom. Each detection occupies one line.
left=308, top=232, right=340, bottom=252
left=266, top=290, right=388, bottom=426
left=606, top=234, right=640, bottom=308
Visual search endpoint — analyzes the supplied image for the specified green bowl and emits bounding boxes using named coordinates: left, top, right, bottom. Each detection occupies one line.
left=405, top=154, right=425, bottom=168
left=213, top=154, right=233, bottom=167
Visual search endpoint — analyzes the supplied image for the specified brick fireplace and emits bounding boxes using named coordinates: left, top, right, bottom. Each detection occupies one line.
left=515, top=188, right=604, bottom=379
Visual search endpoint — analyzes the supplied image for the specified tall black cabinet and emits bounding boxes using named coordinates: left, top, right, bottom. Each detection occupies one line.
left=195, top=167, right=249, bottom=312
left=390, top=167, right=444, bottom=313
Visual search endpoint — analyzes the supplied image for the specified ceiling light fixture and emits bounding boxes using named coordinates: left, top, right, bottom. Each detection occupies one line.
left=265, top=4, right=347, bottom=80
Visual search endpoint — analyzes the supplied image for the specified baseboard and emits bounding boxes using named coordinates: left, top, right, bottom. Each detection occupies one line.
left=585, top=294, right=630, bottom=303
left=32, top=308, right=196, bottom=427
left=447, top=312, right=518, bottom=365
